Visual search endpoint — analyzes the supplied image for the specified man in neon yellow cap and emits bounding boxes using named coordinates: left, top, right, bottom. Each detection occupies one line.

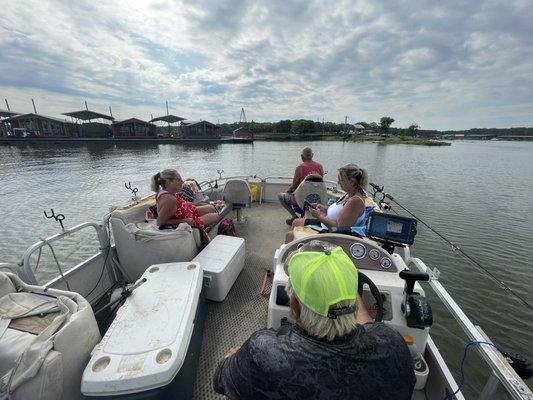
left=214, top=240, right=415, bottom=399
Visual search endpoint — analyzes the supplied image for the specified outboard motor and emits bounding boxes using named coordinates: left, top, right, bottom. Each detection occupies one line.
left=399, top=269, right=433, bottom=329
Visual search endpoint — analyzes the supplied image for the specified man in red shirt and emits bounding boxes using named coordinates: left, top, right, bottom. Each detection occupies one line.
left=278, top=147, right=324, bottom=225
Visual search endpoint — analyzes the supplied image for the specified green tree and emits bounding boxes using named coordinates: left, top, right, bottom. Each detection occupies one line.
left=406, top=123, right=419, bottom=136
left=379, top=117, right=395, bottom=133
left=274, top=120, right=292, bottom=133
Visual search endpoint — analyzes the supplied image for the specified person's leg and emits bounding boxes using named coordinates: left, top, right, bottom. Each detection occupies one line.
left=196, top=204, right=217, bottom=216
left=200, top=212, right=220, bottom=226
left=285, top=230, right=295, bottom=243
left=292, top=218, right=305, bottom=228
left=278, top=192, right=298, bottom=219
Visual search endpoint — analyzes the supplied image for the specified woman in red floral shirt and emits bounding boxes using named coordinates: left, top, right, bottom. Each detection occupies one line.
left=151, top=169, right=220, bottom=229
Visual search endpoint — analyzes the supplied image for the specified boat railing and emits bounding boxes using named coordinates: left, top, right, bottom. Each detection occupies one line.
left=408, top=257, right=533, bottom=399
left=19, top=222, right=111, bottom=286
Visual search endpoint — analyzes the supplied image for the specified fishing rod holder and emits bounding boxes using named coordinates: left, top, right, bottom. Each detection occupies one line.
left=124, top=182, right=139, bottom=202
left=44, top=209, right=66, bottom=230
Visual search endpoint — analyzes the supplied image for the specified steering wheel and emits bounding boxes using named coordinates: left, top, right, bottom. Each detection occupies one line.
left=358, top=272, right=384, bottom=322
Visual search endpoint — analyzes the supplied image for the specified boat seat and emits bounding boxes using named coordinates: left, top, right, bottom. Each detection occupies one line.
left=0, top=272, right=100, bottom=400
left=223, top=179, right=251, bottom=222
left=110, top=200, right=203, bottom=282
left=293, top=178, right=328, bottom=218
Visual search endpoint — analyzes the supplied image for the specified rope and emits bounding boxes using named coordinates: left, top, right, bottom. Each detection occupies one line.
left=443, top=341, right=504, bottom=400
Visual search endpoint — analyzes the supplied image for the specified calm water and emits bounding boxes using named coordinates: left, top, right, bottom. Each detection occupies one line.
left=1, top=140, right=532, bottom=393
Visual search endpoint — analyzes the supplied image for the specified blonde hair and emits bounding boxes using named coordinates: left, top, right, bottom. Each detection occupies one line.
left=286, top=281, right=357, bottom=341
left=285, top=240, right=357, bottom=341
left=151, top=169, right=179, bottom=192
left=338, top=164, right=368, bottom=191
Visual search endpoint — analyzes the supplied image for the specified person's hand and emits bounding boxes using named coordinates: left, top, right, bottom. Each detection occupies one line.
left=224, top=346, right=240, bottom=359
left=185, top=218, right=195, bottom=227
left=309, top=202, right=318, bottom=210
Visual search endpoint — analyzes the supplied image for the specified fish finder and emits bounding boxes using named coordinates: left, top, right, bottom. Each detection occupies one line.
left=367, top=212, right=417, bottom=246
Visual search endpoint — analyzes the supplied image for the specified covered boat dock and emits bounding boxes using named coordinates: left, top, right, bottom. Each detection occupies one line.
left=63, top=109, right=115, bottom=138
left=149, top=114, right=185, bottom=138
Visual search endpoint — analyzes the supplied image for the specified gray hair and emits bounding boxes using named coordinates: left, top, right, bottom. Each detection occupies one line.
left=151, top=169, right=179, bottom=192
left=338, top=164, right=368, bottom=191
left=284, top=240, right=357, bottom=341
left=301, top=147, right=314, bottom=160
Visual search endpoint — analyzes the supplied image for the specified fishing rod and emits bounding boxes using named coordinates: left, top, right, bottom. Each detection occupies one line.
left=369, top=182, right=532, bottom=313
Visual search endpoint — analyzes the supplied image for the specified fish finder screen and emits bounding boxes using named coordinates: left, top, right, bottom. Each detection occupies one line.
left=367, top=213, right=417, bottom=245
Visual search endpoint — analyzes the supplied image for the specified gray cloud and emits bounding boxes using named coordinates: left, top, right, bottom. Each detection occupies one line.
left=0, top=0, right=532, bottom=128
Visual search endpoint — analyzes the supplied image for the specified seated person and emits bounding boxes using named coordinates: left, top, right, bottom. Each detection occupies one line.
left=213, top=240, right=415, bottom=400
left=179, top=179, right=210, bottom=204
left=285, top=164, right=372, bottom=243
left=151, top=169, right=220, bottom=229
left=278, top=147, right=324, bottom=225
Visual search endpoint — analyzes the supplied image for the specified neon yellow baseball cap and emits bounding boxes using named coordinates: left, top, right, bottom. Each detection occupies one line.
left=287, top=246, right=358, bottom=318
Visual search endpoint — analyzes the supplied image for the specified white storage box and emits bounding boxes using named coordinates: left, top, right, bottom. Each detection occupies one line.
left=192, top=235, right=245, bottom=302
left=82, top=262, right=205, bottom=399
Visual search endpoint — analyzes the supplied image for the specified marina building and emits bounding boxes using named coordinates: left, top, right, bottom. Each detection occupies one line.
left=63, top=110, right=115, bottom=137
left=2, top=113, right=79, bottom=137
left=179, top=120, right=221, bottom=139
left=233, top=126, right=253, bottom=139
left=111, top=118, right=156, bottom=138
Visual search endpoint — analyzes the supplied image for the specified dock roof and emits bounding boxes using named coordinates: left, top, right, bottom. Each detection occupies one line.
left=112, top=118, right=155, bottom=125
left=4, top=113, right=68, bottom=123
left=149, top=115, right=185, bottom=123
left=0, top=109, right=22, bottom=118
left=63, top=110, right=115, bottom=121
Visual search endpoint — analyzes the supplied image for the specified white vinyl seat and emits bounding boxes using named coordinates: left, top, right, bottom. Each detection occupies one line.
left=223, top=179, right=251, bottom=222
left=293, top=178, right=328, bottom=218
left=109, top=198, right=202, bottom=282
left=0, top=272, right=100, bottom=400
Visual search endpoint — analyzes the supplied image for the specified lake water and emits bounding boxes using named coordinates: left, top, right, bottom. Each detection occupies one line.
left=1, top=140, right=532, bottom=394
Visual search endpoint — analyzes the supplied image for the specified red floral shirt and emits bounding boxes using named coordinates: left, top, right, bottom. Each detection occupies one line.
left=156, top=190, right=204, bottom=228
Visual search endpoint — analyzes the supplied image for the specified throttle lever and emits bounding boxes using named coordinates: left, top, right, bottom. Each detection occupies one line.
left=399, top=269, right=430, bottom=295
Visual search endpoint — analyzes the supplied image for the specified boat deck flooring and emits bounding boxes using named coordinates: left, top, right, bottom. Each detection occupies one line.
left=194, top=202, right=288, bottom=399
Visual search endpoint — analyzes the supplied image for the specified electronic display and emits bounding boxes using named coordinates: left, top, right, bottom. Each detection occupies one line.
left=367, top=212, right=417, bottom=245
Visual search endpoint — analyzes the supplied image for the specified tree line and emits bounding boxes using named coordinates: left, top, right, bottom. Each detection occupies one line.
left=220, top=116, right=533, bottom=138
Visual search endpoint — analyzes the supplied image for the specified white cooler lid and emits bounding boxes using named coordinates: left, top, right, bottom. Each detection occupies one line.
left=193, top=235, right=245, bottom=273
left=82, top=262, right=202, bottom=396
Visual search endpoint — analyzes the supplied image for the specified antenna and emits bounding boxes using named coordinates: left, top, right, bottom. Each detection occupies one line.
left=32, top=99, right=37, bottom=114
left=85, top=101, right=88, bottom=110
left=166, top=100, right=169, bottom=115
left=239, top=107, right=247, bottom=123
left=5, top=99, right=10, bottom=111
left=344, top=116, right=349, bottom=124
left=109, top=106, right=113, bottom=118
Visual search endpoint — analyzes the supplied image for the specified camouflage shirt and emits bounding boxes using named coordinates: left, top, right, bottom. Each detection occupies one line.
left=214, top=322, right=415, bottom=400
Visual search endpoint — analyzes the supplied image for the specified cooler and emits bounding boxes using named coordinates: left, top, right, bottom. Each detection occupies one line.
left=81, top=262, right=205, bottom=399
left=192, top=235, right=245, bottom=302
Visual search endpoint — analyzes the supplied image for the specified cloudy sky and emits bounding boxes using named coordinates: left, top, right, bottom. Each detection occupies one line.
left=1, top=0, right=532, bottom=130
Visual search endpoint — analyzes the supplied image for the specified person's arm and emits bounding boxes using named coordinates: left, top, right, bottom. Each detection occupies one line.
left=286, top=166, right=301, bottom=193
left=336, top=196, right=364, bottom=228
left=213, top=341, right=254, bottom=399
left=356, top=294, right=373, bottom=324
